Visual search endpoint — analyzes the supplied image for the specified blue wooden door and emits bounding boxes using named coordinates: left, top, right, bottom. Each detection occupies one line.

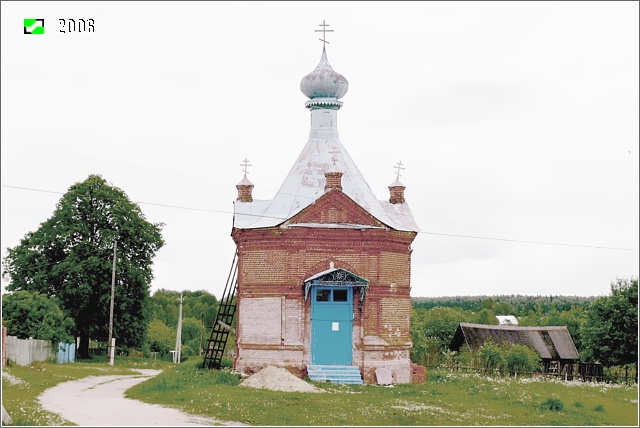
left=311, top=286, right=353, bottom=365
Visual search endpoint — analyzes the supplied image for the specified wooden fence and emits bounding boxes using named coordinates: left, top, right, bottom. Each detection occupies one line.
left=3, top=336, right=76, bottom=366
left=426, top=362, right=637, bottom=384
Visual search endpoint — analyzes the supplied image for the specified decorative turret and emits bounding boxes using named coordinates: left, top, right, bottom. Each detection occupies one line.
left=389, top=161, right=406, bottom=204
left=388, top=180, right=405, bottom=204
left=236, top=158, right=254, bottom=203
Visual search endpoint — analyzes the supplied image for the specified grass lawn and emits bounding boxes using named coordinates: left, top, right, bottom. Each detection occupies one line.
left=2, top=357, right=638, bottom=426
left=126, top=361, right=639, bottom=426
left=1, top=356, right=170, bottom=426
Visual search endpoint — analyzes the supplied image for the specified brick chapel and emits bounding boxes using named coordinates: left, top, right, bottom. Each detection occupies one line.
left=231, top=38, right=421, bottom=384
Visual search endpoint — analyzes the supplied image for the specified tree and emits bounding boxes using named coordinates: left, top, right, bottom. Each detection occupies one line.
left=2, top=290, right=75, bottom=343
left=580, top=277, right=638, bottom=370
left=180, top=317, right=202, bottom=357
left=474, top=308, right=499, bottom=325
left=147, top=319, right=175, bottom=354
left=148, top=289, right=218, bottom=329
left=493, top=301, right=514, bottom=316
left=411, top=306, right=469, bottom=366
left=2, top=175, right=165, bottom=358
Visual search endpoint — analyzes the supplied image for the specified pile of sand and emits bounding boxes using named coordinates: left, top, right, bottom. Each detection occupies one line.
left=239, top=366, right=323, bottom=393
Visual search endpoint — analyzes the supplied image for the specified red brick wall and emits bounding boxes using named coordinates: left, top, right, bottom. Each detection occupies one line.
left=232, top=190, right=417, bottom=383
left=2, top=325, right=6, bottom=368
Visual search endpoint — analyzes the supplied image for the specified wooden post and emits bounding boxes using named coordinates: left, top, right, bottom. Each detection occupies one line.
left=108, top=240, right=117, bottom=366
left=175, top=293, right=183, bottom=364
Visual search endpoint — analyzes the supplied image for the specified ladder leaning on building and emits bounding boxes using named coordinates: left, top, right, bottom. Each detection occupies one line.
left=202, top=250, right=238, bottom=369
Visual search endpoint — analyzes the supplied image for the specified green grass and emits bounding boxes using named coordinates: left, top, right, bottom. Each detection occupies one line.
left=126, top=362, right=639, bottom=426
left=1, top=356, right=171, bottom=426
left=2, top=358, right=638, bottom=426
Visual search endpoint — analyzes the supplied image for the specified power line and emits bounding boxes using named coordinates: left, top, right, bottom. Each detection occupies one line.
left=2, top=184, right=637, bottom=251
left=0, top=184, right=285, bottom=220
left=418, top=231, right=638, bottom=251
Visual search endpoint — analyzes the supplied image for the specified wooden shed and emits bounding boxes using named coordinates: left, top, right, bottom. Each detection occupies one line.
left=450, top=322, right=580, bottom=375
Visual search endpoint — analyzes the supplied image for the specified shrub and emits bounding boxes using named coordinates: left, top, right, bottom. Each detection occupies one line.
left=479, top=339, right=503, bottom=373
left=220, top=356, right=234, bottom=368
left=541, top=397, right=564, bottom=412
left=456, top=349, right=477, bottom=368
left=594, top=405, right=605, bottom=412
left=504, top=343, right=540, bottom=374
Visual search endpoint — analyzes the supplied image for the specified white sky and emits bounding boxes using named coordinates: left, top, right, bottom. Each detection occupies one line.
left=1, top=1, right=638, bottom=299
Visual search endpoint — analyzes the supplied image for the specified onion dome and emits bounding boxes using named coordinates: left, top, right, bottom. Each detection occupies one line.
left=300, top=50, right=349, bottom=100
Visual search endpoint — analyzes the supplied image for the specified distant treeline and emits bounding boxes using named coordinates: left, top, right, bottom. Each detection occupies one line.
left=411, top=295, right=597, bottom=317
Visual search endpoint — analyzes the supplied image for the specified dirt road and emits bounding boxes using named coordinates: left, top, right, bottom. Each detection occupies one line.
left=38, top=369, right=244, bottom=426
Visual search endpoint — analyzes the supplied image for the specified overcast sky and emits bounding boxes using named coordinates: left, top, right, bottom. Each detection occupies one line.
left=2, top=1, right=638, bottom=300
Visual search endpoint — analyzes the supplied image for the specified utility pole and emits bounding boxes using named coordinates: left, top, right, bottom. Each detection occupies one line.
left=199, top=311, right=204, bottom=356
left=108, top=240, right=117, bottom=366
left=174, top=292, right=183, bottom=364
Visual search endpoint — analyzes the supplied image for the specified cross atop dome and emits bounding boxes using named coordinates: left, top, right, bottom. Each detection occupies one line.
left=394, top=161, right=405, bottom=181
left=315, top=20, right=334, bottom=51
left=300, top=22, right=349, bottom=104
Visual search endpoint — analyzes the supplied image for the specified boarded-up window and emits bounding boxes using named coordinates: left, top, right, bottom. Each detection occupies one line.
left=240, top=297, right=281, bottom=344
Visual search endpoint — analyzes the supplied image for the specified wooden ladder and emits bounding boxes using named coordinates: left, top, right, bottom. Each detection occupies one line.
left=202, top=250, right=238, bottom=369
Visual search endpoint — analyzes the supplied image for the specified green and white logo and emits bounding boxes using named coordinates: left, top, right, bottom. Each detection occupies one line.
left=24, top=19, right=44, bottom=34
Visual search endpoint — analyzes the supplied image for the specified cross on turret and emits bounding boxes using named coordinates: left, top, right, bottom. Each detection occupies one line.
left=240, top=158, right=252, bottom=177
left=315, top=20, right=334, bottom=50
left=394, top=160, right=405, bottom=181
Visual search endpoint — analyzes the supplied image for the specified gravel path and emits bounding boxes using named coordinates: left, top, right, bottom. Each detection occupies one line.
left=38, top=369, right=244, bottom=426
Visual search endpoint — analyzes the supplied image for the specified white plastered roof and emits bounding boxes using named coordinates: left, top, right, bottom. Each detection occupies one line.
left=233, top=137, right=420, bottom=232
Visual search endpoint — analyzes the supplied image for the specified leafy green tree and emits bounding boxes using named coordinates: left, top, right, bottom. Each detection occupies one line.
left=2, top=175, right=165, bottom=358
left=180, top=317, right=203, bottom=357
left=148, top=289, right=217, bottom=329
left=493, top=301, right=514, bottom=316
left=411, top=306, right=469, bottom=366
left=581, top=277, right=638, bottom=370
left=149, top=289, right=181, bottom=326
left=481, top=298, right=496, bottom=310
left=147, top=319, right=175, bottom=354
left=518, top=309, right=540, bottom=326
left=474, top=308, right=499, bottom=325
left=412, top=295, right=595, bottom=318
left=2, top=290, right=75, bottom=343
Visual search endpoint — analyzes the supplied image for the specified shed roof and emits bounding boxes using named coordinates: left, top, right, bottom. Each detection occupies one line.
left=450, top=322, right=579, bottom=361
left=496, top=315, right=519, bottom=325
